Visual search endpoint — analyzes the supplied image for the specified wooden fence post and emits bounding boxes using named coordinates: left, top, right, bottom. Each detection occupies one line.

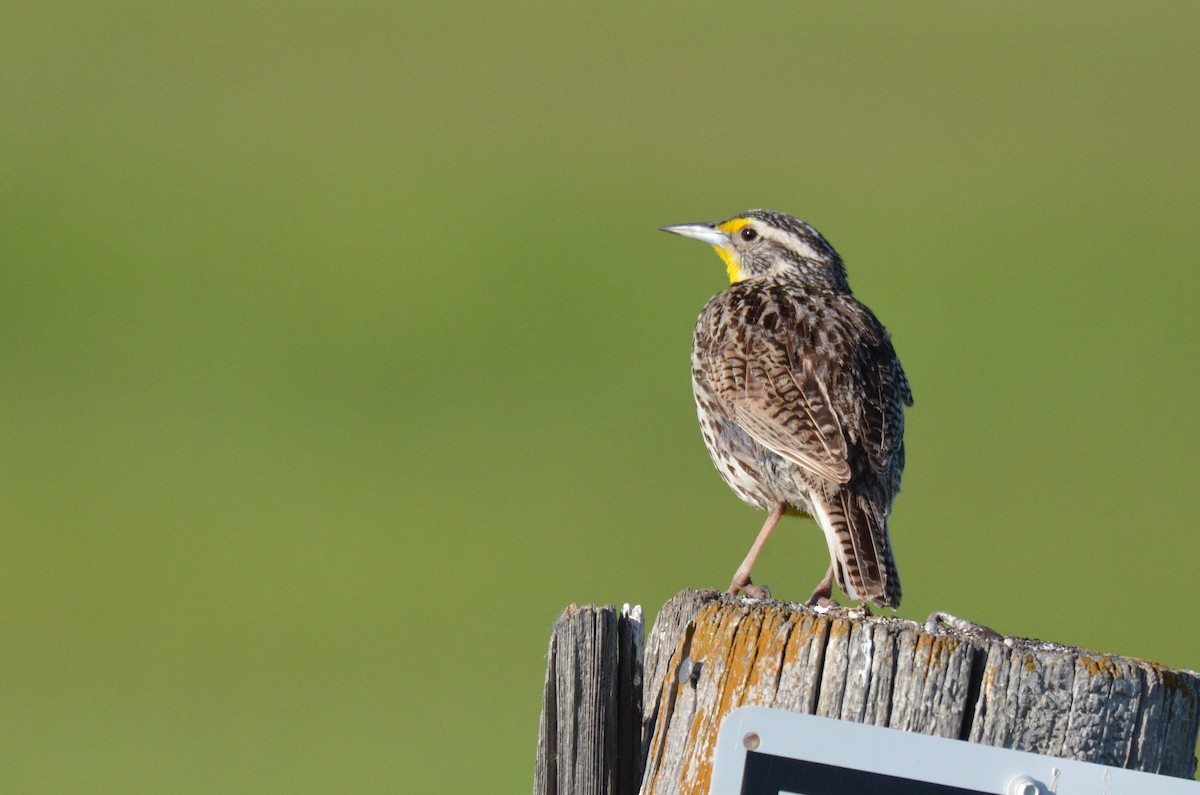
left=534, top=589, right=1200, bottom=795
left=535, top=603, right=643, bottom=795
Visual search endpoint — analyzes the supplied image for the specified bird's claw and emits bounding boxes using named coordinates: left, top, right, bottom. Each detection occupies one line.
left=727, top=573, right=771, bottom=600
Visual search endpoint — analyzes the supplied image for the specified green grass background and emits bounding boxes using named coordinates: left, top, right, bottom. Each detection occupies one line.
left=3, top=2, right=1198, bottom=791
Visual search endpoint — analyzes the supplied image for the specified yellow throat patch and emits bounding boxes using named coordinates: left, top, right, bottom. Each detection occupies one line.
left=714, top=218, right=750, bottom=283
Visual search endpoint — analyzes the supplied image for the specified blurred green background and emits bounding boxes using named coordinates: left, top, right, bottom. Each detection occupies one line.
left=3, top=2, right=1198, bottom=791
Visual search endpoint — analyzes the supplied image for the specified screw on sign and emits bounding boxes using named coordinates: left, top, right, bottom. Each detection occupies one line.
left=709, top=707, right=1200, bottom=795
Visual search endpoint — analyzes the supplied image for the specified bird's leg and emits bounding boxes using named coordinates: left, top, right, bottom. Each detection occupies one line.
left=728, top=502, right=787, bottom=600
left=806, top=564, right=838, bottom=607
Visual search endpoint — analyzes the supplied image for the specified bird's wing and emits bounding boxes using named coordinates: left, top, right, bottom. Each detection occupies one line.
left=850, top=324, right=912, bottom=475
left=711, top=338, right=852, bottom=485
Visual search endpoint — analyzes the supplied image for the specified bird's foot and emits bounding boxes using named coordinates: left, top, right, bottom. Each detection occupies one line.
left=805, top=570, right=836, bottom=607
left=727, top=571, right=771, bottom=600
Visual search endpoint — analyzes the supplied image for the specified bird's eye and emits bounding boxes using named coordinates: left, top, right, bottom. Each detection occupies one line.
left=739, top=227, right=758, bottom=242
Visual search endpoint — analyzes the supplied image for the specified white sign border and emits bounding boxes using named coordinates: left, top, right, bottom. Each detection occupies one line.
left=709, top=706, right=1200, bottom=795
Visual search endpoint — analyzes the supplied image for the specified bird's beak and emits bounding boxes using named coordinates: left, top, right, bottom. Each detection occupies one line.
left=659, top=223, right=730, bottom=248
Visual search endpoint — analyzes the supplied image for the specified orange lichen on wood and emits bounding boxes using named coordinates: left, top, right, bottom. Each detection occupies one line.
left=631, top=590, right=1200, bottom=794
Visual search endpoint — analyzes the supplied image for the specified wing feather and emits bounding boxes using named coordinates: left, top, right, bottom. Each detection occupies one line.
left=711, top=339, right=851, bottom=485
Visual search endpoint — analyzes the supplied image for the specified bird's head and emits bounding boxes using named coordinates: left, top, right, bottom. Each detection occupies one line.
left=661, top=209, right=849, bottom=292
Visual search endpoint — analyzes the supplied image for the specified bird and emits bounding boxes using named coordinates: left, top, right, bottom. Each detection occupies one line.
left=661, top=210, right=912, bottom=608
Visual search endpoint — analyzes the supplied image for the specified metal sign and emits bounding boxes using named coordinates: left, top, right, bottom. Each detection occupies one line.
left=709, top=706, right=1200, bottom=795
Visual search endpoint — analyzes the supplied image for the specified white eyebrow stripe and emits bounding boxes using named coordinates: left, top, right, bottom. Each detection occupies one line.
left=764, top=227, right=822, bottom=261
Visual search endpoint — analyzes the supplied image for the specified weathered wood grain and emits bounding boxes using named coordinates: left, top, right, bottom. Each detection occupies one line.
left=536, top=590, right=1200, bottom=794
left=636, top=590, right=1200, bottom=795
left=535, top=603, right=644, bottom=795
left=639, top=589, right=722, bottom=771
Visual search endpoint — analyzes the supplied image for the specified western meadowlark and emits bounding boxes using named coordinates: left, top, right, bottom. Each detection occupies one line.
left=662, top=210, right=912, bottom=608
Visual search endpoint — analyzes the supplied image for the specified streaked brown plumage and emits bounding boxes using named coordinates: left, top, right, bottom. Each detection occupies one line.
left=662, top=210, right=912, bottom=608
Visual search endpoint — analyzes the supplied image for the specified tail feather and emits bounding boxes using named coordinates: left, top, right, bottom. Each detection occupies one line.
left=813, top=488, right=901, bottom=608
